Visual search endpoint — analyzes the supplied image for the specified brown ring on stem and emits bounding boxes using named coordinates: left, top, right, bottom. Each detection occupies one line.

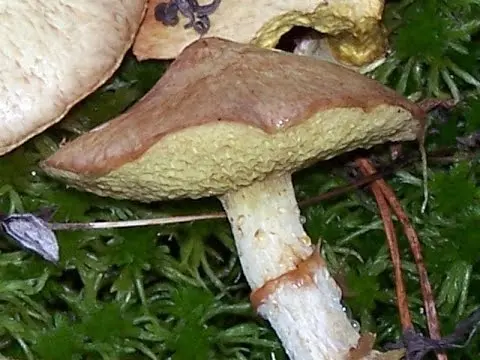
left=249, top=249, right=327, bottom=312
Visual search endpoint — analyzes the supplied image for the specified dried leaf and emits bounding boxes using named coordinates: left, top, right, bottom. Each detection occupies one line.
left=1, top=213, right=59, bottom=263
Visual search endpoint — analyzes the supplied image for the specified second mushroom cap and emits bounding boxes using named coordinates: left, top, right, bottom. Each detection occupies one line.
left=134, top=0, right=387, bottom=67
left=0, top=0, right=146, bottom=156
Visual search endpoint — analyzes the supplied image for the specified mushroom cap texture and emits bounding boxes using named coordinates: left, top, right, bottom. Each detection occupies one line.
left=42, top=37, right=425, bottom=202
left=0, top=0, right=147, bottom=156
left=133, top=0, right=386, bottom=64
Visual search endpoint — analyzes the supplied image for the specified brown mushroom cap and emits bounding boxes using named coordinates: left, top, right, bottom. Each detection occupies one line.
left=42, top=37, right=425, bottom=201
left=0, top=0, right=147, bottom=156
left=133, top=0, right=387, bottom=66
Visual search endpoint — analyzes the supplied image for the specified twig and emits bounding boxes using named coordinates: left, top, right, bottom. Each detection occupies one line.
left=49, top=213, right=225, bottom=230
left=298, top=168, right=399, bottom=208
left=417, top=98, right=457, bottom=112
left=357, top=158, right=447, bottom=360
left=356, top=158, right=413, bottom=330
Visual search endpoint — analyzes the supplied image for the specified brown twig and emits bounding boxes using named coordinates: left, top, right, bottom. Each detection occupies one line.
left=417, top=98, right=457, bottom=112
left=298, top=168, right=398, bottom=208
left=356, top=158, right=412, bottom=330
left=357, top=158, right=447, bottom=360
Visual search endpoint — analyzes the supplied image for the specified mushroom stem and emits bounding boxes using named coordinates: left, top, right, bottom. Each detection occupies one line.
left=219, top=173, right=361, bottom=360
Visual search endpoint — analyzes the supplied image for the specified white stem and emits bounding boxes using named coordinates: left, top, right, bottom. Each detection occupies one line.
left=219, top=174, right=364, bottom=360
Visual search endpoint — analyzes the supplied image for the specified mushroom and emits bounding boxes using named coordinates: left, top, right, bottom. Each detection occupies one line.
left=0, top=0, right=147, bottom=156
left=133, top=0, right=387, bottom=67
left=41, top=38, right=425, bottom=360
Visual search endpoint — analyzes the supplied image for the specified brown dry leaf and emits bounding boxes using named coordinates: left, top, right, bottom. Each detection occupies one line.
left=349, top=333, right=377, bottom=360
left=0, top=0, right=147, bottom=156
left=133, top=0, right=387, bottom=65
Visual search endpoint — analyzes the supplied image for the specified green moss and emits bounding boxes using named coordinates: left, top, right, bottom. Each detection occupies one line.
left=373, top=0, right=480, bottom=99
left=0, top=1, right=479, bottom=358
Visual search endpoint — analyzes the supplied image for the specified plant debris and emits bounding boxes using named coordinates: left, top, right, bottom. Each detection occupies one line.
left=0, top=212, right=59, bottom=263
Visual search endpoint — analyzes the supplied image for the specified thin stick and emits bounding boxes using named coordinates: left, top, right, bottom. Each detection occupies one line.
left=358, top=158, right=447, bottom=360
left=50, top=213, right=225, bottom=230
left=356, top=158, right=413, bottom=330
left=299, top=166, right=398, bottom=208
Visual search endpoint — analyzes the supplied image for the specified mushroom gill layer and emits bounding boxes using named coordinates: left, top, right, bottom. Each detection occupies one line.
left=42, top=104, right=418, bottom=201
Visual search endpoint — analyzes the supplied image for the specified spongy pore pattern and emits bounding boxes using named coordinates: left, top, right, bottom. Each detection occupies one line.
left=44, top=105, right=416, bottom=201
